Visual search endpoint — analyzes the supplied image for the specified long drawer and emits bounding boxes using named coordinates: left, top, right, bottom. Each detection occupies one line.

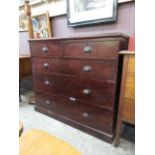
left=35, top=91, right=114, bottom=134
left=63, top=40, right=119, bottom=59
left=33, top=72, right=116, bottom=110
left=32, top=57, right=118, bottom=81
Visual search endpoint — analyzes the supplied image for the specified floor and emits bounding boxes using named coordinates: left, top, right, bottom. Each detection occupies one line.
left=19, top=91, right=135, bottom=155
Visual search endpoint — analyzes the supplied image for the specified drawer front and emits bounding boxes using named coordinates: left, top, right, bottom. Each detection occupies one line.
left=33, top=58, right=118, bottom=81
left=32, top=57, right=61, bottom=73
left=35, top=91, right=114, bottom=134
left=59, top=75, right=116, bottom=110
left=61, top=59, right=118, bottom=81
left=33, top=73, right=63, bottom=94
left=33, top=73, right=116, bottom=110
left=30, top=41, right=62, bottom=57
left=63, top=40, right=119, bottom=59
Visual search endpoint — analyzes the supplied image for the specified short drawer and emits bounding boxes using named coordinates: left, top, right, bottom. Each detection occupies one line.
left=33, top=73, right=63, bottom=94
left=32, top=57, right=61, bottom=73
left=63, top=40, right=119, bottom=59
left=61, top=59, right=118, bottom=81
left=35, top=91, right=114, bottom=134
left=30, top=41, right=62, bottom=57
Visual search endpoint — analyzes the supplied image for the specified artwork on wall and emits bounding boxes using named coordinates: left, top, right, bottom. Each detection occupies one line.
left=67, top=0, right=117, bottom=27
left=118, top=0, right=134, bottom=3
left=19, top=12, right=29, bottom=32
left=31, top=12, right=52, bottom=38
left=19, top=0, right=43, bottom=7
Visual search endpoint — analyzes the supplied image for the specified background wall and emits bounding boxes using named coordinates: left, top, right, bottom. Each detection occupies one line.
left=19, top=32, right=30, bottom=55
left=19, top=2, right=135, bottom=55
left=52, top=3, right=134, bottom=37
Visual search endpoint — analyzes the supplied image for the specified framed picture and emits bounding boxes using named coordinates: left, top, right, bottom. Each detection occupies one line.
left=19, top=0, right=43, bottom=7
left=19, top=0, right=25, bottom=7
left=29, top=0, right=43, bottom=5
left=118, top=0, right=134, bottom=3
left=19, top=12, right=29, bottom=32
left=31, top=12, right=52, bottom=38
left=67, top=0, right=117, bottom=27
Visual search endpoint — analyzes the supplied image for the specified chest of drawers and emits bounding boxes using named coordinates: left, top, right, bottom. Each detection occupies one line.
left=29, top=33, right=128, bottom=143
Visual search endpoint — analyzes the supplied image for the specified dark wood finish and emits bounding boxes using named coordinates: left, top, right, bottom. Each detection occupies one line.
left=30, top=41, right=63, bottom=57
left=32, top=57, right=61, bottom=73
left=33, top=72, right=116, bottom=110
left=63, top=39, right=119, bottom=59
left=114, top=52, right=135, bottom=146
left=29, top=33, right=128, bottom=143
left=33, top=58, right=118, bottom=81
left=35, top=106, right=114, bottom=143
left=35, top=91, right=114, bottom=134
left=61, top=59, right=118, bottom=81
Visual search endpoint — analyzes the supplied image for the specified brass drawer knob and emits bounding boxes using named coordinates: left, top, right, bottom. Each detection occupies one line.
left=83, top=65, right=92, bottom=72
left=44, top=80, right=50, bottom=85
left=82, top=112, right=89, bottom=118
left=42, top=46, right=48, bottom=53
left=82, top=89, right=91, bottom=95
left=83, top=46, right=92, bottom=53
left=43, top=63, right=49, bottom=68
left=45, top=100, right=50, bottom=105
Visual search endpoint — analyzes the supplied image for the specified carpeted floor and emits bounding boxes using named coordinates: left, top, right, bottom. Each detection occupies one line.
left=19, top=91, right=135, bottom=155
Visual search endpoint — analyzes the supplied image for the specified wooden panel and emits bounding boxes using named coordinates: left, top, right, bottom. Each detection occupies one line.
left=124, top=74, right=135, bottom=98
left=61, top=59, right=118, bottom=81
left=58, top=75, right=116, bottom=110
left=114, top=53, right=134, bottom=146
left=33, top=72, right=116, bottom=110
left=63, top=40, right=119, bottom=59
left=33, top=73, right=62, bottom=95
left=122, top=55, right=135, bottom=124
left=122, top=98, right=135, bottom=124
left=30, top=41, right=62, bottom=57
left=128, top=55, right=135, bottom=73
left=33, top=58, right=118, bottom=81
left=19, top=129, right=82, bottom=155
left=32, top=57, right=61, bottom=73
left=35, top=91, right=114, bottom=134
left=19, top=57, right=32, bottom=80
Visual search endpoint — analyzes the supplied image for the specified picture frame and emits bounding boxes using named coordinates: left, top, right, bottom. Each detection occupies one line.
left=118, top=0, right=134, bottom=3
left=67, top=0, right=117, bottom=27
left=19, top=0, right=25, bottom=7
left=31, top=12, right=52, bottom=38
left=19, top=11, right=29, bottom=32
left=19, top=0, right=43, bottom=7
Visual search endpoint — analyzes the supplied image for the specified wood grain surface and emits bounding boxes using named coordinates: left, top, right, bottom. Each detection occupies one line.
left=19, top=129, right=82, bottom=155
left=29, top=34, right=129, bottom=142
